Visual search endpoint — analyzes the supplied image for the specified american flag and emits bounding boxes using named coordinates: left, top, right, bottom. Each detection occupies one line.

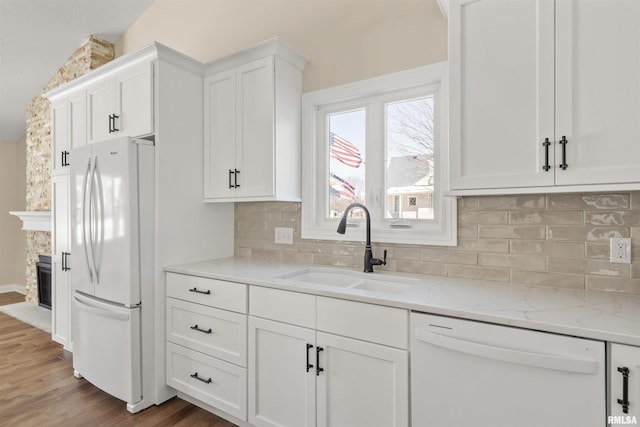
left=330, top=173, right=356, bottom=200
left=329, top=132, right=362, bottom=168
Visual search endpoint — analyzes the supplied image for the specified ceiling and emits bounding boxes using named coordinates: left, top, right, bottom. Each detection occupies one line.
left=0, top=0, right=155, bottom=143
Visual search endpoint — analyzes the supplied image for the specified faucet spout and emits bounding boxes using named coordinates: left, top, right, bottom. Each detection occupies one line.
left=336, top=203, right=386, bottom=272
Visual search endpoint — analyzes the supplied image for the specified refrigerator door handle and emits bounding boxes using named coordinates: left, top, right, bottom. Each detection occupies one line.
left=88, top=157, right=100, bottom=284
left=92, top=157, right=104, bottom=284
left=415, top=329, right=598, bottom=375
left=73, top=293, right=131, bottom=321
left=81, top=157, right=94, bottom=284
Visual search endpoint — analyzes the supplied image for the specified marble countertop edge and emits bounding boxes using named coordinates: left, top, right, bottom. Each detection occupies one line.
left=165, top=257, right=640, bottom=347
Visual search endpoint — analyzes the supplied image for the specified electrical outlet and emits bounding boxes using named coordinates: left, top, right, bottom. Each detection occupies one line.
left=275, top=227, right=294, bottom=245
left=610, top=237, right=631, bottom=264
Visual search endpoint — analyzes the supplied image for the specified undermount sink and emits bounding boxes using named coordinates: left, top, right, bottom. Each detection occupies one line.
left=275, top=267, right=417, bottom=295
left=276, top=268, right=361, bottom=287
left=350, top=280, right=413, bottom=294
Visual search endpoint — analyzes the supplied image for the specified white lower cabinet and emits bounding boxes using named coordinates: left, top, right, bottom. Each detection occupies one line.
left=315, top=331, right=408, bottom=427
left=51, top=173, right=71, bottom=349
left=166, top=342, right=247, bottom=419
left=165, top=273, right=248, bottom=421
left=165, top=272, right=634, bottom=427
left=609, top=343, right=640, bottom=424
left=248, top=317, right=316, bottom=427
left=248, top=286, right=409, bottom=427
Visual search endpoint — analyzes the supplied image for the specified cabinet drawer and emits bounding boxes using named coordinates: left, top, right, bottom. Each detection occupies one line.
left=166, top=298, right=247, bottom=366
left=249, top=286, right=316, bottom=329
left=167, top=272, right=247, bottom=313
left=166, top=342, right=247, bottom=421
left=317, top=297, right=408, bottom=349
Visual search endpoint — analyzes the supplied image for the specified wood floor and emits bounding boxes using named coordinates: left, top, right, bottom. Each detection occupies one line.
left=0, top=292, right=237, bottom=426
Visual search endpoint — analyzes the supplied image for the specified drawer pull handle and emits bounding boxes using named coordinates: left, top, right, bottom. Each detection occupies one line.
left=189, top=287, right=211, bottom=295
left=617, top=366, right=630, bottom=414
left=190, top=372, right=212, bottom=384
left=190, top=324, right=212, bottom=334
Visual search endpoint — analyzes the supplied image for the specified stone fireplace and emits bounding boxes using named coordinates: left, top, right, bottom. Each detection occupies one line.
left=23, top=35, right=114, bottom=303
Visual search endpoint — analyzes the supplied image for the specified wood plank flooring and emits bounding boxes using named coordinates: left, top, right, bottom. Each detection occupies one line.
left=0, top=292, right=237, bottom=426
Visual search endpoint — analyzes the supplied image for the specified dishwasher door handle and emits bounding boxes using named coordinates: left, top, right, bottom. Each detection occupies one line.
left=415, top=329, right=598, bottom=374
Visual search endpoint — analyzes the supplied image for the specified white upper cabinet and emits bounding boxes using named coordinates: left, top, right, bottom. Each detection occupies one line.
left=51, top=90, right=86, bottom=174
left=87, top=61, right=154, bottom=143
left=203, top=38, right=307, bottom=202
left=554, top=0, right=640, bottom=187
left=51, top=100, right=69, bottom=173
left=449, top=0, right=640, bottom=194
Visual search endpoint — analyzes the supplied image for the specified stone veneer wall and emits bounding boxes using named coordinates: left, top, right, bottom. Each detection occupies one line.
left=235, top=192, right=640, bottom=295
left=23, top=36, right=114, bottom=302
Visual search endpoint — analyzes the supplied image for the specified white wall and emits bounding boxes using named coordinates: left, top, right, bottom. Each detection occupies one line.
left=115, top=0, right=447, bottom=92
left=0, top=137, right=27, bottom=288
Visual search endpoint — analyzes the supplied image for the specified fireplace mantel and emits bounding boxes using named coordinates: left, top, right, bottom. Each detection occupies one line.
left=9, top=211, right=51, bottom=232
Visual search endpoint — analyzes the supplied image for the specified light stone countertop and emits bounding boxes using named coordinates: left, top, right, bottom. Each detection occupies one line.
left=165, top=256, right=640, bottom=346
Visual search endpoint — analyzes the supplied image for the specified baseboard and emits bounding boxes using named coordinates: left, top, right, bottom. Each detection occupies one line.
left=0, top=284, right=26, bottom=294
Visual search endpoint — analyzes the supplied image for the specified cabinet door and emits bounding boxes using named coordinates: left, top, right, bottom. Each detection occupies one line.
left=68, top=90, right=87, bottom=149
left=51, top=100, right=68, bottom=173
left=248, top=316, right=316, bottom=427
left=116, top=61, right=154, bottom=138
left=204, top=69, right=237, bottom=199
left=555, top=0, right=640, bottom=186
left=316, top=332, right=409, bottom=427
left=51, top=174, right=71, bottom=349
left=87, top=78, right=115, bottom=143
left=449, top=0, right=555, bottom=190
left=610, top=343, right=640, bottom=420
left=236, top=57, right=275, bottom=198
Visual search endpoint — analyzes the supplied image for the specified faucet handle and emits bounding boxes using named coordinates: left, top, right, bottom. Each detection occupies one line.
left=372, top=249, right=387, bottom=266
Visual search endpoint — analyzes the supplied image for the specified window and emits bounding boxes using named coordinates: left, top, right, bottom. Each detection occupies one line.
left=301, top=63, right=456, bottom=246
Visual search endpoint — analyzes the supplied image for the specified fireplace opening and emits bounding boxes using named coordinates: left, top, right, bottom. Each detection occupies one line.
left=36, top=255, right=51, bottom=310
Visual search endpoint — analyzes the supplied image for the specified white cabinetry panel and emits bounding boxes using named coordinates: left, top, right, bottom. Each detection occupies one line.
left=555, top=0, right=640, bottom=186
left=449, top=0, right=640, bottom=194
left=449, top=0, right=554, bottom=190
left=203, top=38, right=306, bottom=202
left=316, top=331, right=409, bottom=427
left=166, top=342, right=247, bottom=420
left=248, top=316, right=316, bottom=427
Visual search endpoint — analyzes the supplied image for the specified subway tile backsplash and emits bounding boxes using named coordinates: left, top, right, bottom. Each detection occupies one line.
left=235, top=192, right=640, bottom=295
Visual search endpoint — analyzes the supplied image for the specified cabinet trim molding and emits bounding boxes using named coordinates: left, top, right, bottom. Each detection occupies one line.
left=46, top=42, right=203, bottom=102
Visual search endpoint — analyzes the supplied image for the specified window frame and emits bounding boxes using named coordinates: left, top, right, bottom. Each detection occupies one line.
left=301, top=62, right=456, bottom=246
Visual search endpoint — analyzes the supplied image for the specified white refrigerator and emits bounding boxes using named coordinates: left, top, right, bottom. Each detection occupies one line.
left=69, top=136, right=154, bottom=412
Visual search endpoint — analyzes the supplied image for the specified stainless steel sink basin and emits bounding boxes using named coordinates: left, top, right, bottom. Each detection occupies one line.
left=275, top=267, right=417, bottom=295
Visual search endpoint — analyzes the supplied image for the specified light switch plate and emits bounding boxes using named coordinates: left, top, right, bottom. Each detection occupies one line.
left=610, top=237, right=631, bottom=264
left=275, top=227, right=294, bottom=245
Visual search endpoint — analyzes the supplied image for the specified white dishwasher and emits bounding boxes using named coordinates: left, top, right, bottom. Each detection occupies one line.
left=411, top=312, right=605, bottom=427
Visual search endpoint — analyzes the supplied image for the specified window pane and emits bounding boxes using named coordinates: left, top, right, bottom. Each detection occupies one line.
left=328, top=109, right=366, bottom=218
left=385, top=96, right=435, bottom=220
